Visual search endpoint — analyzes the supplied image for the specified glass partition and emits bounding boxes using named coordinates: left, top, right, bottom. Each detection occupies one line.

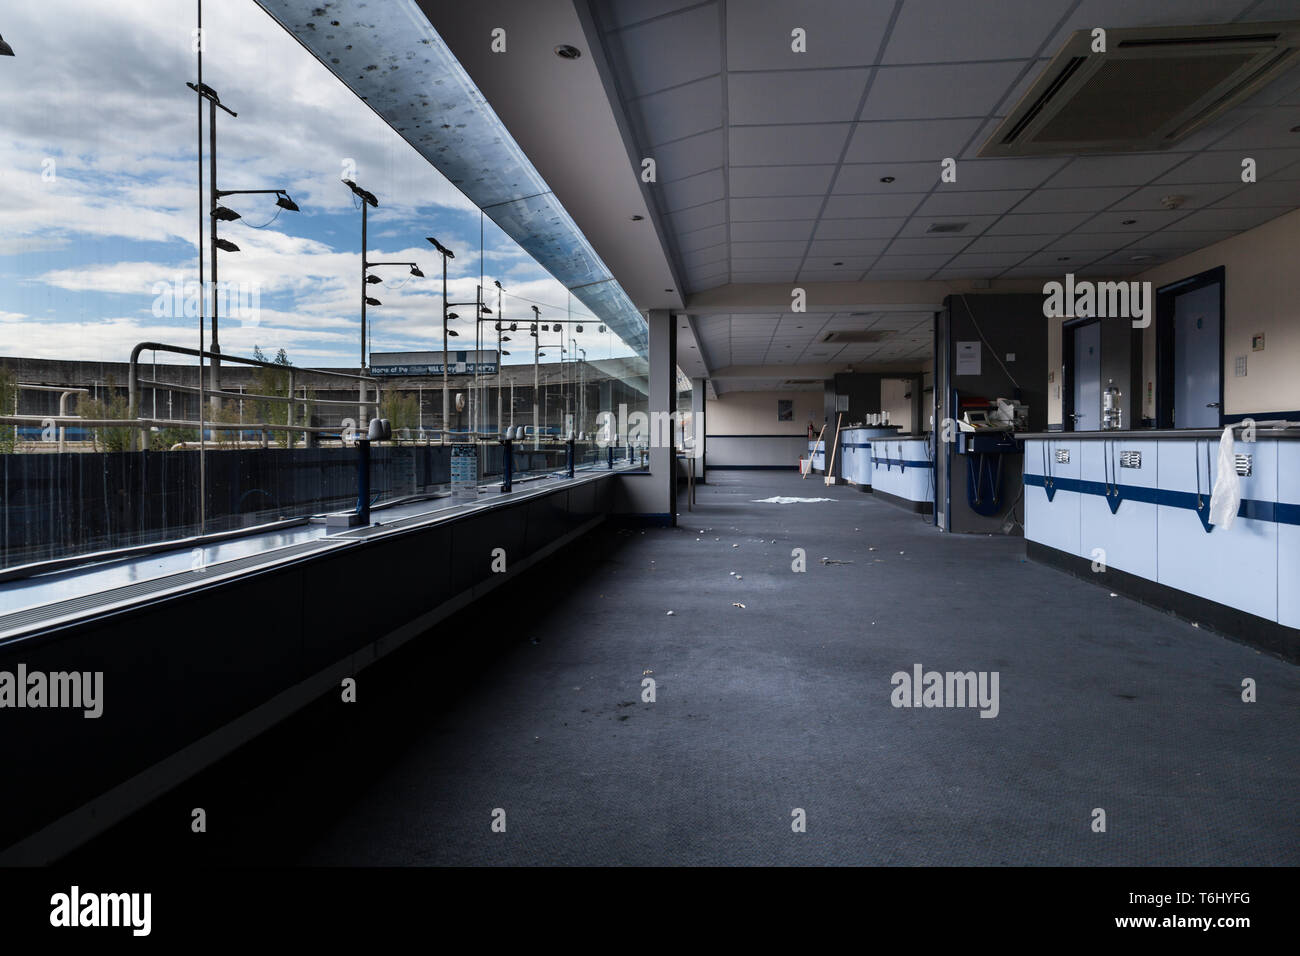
left=0, top=0, right=649, bottom=575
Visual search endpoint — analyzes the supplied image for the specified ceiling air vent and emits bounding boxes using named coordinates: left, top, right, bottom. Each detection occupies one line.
left=925, top=221, right=969, bottom=234
left=821, top=330, right=887, bottom=343
left=783, top=379, right=822, bottom=386
left=979, top=21, right=1300, bottom=157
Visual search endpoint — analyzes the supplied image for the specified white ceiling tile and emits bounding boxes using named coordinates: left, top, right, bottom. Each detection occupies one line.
left=729, top=240, right=811, bottom=257
left=845, top=118, right=984, bottom=163
left=678, top=224, right=727, bottom=252
left=807, top=238, right=891, bottom=256
left=729, top=68, right=869, bottom=125
left=832, top=161, right=937, bottom=193
left=881, top=0, right=1075, bottom=64
left=1210, top=179, right=1300, bottom=207
left=945, top=252, right=1033, bottom=269
left=874, top=253, right=955, bottom=269
left=729, top=164, right=838, bottom=197
left=884, top=236, right=973, bottom=255
left=731, top=219, right=816, bottom=241
left=917, top=190, right=1030, bottom=216
left=1038, top=0, right=1257, bottom=54
left=861, top=61, right=1027, bottom=121
left=599, top=0, right=711, bottom=31
left=1082, top=208, right=1195, bottom=232
left=1043, top=233, right=1129, bottom=252
left=1203, top=108, right=1300, bottom=152
left=1109, top=182, right=1240, bottom=211
left=732, top=270, right=798, bottom=282
left=730, top=123, right=853, bottom=165
left=630, top=76, right=723, bottom=147
left=987, top=212, right=1092, bottom=234
left=666, top=199, right=726, bottom=233
left=1125, top=230, right=1234, bottom=250
left=1162, top=206, right=1296, bottom=232
left=661, top=168, right=726, bottom=212
left=964, top=234, right=1054, bottom=253
left=802, top=256, right=876, bottom=271
left=607, top=4, right=720, bottom=98
left=1043, top=154, right=1187, bottom=188
left=1156, top=147, right=1300, bottom=184
left=821, top=192, right=926, bottom=218
left=935, top=156, right=1070, bottom=190
left=1009, top=186, right=1135, bottom=214
left=653, top=129, right=727, bottom=183
left=894, top=214, right=998, bottom=238
left=730, top=195, right=826, bottom=221
left=725, top=0, right=894, bottom=70
left=813, top=217, right=907, bottom=239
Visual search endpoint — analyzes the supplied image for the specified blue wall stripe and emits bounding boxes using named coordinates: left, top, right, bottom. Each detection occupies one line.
left=1023, top=473, right=1300, bottom=526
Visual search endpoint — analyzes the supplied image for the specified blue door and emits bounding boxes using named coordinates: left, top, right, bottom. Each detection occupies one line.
left=1072, top=321, right=1101, bottom=431
left=1172, top=283, right=1221, bottom=428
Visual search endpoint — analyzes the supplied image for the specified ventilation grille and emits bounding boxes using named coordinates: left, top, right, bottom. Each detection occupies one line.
left=981, top=21, right=1300, bottom=157
left=822, top=330, right=887, bottom=343
left=925, top=222, right=969, bottom=234
left=1235, top=454, right=1252, bottom=477
left=1119, top=450, right=1142, bottom=468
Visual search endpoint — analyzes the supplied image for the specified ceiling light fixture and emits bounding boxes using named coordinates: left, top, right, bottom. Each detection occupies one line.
left=879, top=176, right=895, bottom=183
left=555, top=44, right=582, bottom=59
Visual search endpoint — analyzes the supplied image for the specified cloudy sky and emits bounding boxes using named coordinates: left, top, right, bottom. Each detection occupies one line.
left=0, top=0, right=628, bottom=368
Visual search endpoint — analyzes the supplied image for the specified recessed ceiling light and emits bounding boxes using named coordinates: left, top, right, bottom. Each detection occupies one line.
left=880, top=176, right=895, bottom=183
left=1122, top=219, right=1138, bottom=225
left=1291, top=125, right=1300, bottom=132
left=1057, top=256, right=1070, bottom=261
left=833, top=261, right=844, bottom=266
left=630, top=215, right=644, bottom=221
left=1129, top=254, right=1154, bottom=262
left=665, top=288, right=674, bottom=292
left=554, top=44, right=582, bottom=59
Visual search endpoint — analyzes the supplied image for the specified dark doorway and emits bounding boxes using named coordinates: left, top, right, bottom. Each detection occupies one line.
left=1156, top=266, right=1224, bottom=429
left=1063, top=318, right=1101, bottom=431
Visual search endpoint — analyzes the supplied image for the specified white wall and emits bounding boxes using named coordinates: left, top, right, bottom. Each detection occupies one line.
left=1137, top=207, right=1300, bottom=419
left=706, top=390, right=823, bottom=435
left=1045, top=207, right=1300, bottom=425
left=879, top=378, right=914, bottom=433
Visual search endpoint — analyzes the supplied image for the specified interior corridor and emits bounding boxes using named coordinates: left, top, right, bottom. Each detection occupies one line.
left=70, top=471, right=1300, bottom=867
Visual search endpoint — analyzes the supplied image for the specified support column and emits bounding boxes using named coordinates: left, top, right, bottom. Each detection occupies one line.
left=690, top=376, right=707, bottom=484
left=647, top=309, right=677, bottom=521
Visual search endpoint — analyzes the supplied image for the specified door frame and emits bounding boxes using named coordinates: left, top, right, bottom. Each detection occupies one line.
left=1155, top=265, right=1225, bottom=429
left=1061, top=316, right=1101, bottom=432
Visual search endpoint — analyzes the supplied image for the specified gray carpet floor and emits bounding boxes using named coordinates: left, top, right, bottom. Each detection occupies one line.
left=70, top=470, right=1300, bottom=866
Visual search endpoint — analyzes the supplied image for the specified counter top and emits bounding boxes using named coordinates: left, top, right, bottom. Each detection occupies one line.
left=1019, top=425, right=1300, bottom=440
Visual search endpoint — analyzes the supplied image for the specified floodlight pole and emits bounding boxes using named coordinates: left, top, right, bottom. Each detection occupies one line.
left=531, top=305, right=540, bottom=450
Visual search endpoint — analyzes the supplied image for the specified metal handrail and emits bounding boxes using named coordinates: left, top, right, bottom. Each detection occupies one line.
left=128, top=341, right=383, bottom=452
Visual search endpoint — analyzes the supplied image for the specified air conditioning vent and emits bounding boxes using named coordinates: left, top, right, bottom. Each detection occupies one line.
left=783, top=379, right=821, bottom=386
left=980, top=21, right=1300, bottom=157
left=821, top=330, right=887, bottom=343
left=925, top=222, right=969, bottom=234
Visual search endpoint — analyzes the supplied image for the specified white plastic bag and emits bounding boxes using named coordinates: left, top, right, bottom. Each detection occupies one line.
left=1208, top=424, right=1241, bottom=531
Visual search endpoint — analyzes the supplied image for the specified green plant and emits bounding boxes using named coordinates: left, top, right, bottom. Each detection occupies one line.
left=76, top=378, right=132, bottom=452
left=0, top=365, right=16, bottom=454
left=379, top=390, right=420, bottom=439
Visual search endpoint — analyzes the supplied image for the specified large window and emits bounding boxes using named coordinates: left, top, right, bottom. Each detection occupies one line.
left=0, top=0, right=648, bottom=574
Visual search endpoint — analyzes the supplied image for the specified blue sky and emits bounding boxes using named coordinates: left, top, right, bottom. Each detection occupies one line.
left=0, top=0, right=631, bottom=369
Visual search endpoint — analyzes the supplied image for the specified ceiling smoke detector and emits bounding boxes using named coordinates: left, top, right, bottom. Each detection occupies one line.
left=980, top=21, right=1300, bottom=157
left=1161, top=194, right=1188, bottom=209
